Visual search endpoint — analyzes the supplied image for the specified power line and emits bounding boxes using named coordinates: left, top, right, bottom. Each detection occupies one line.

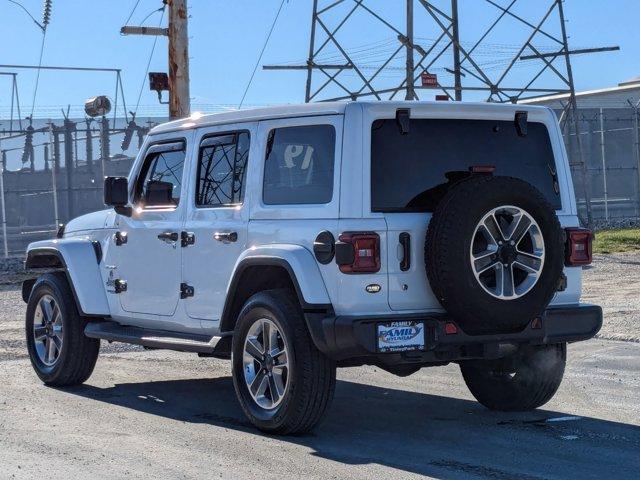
left=139, top=4, right=165, bottom=25
left=30, top=30, right=48, bottom=118
left=5, top=0, right=44, bottom=30
left=238, top=0, right=286, bottom=109
left=134, top=5, right=166, bottom=114
left=123, top=0, right=142, bottom=26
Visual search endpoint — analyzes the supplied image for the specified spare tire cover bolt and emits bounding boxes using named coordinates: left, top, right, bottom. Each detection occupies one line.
left=510, top=240, right=515, bottom=246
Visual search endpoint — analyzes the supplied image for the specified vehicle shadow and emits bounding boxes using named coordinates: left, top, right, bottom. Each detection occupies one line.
left=67, top=376, right=640, bottom=479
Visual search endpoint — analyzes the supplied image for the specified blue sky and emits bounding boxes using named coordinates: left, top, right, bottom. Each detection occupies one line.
left=1, top=0, right=639, bottom=119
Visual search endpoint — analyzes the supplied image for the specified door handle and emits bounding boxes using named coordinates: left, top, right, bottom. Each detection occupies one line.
left=157, top=231, right=179, bottom=243
left=399, top=232, right=411, bottom=271
left=214, top=231, right=238, bottom=243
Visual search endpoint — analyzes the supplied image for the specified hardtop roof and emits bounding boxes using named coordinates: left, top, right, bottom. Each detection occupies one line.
left=149, top=101, right=551, bottom=135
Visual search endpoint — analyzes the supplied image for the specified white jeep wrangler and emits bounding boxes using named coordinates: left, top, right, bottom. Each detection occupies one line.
left=23, top=101, right=602, bottom=434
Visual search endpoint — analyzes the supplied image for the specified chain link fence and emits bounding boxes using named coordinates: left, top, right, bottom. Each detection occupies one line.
left=0, top=116, right=162, bottom=255
left=562, top=107, right=640, bottom=228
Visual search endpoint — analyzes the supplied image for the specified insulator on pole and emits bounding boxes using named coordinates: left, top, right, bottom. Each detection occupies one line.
left=42, top=0, right=53, bottom=27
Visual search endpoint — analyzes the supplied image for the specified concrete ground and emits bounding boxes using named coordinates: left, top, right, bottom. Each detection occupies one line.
left=0, top=254, right=639, bottom=479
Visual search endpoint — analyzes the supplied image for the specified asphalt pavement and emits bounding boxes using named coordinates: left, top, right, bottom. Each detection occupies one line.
left=1, top=339, right=638, bottom=479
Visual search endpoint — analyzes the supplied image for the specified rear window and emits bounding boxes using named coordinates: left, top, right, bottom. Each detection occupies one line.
left=371, top=118, right=561, bottom=212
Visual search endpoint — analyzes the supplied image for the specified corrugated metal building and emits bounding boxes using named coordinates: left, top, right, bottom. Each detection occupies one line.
left=521, top=77, right=640, bottom=109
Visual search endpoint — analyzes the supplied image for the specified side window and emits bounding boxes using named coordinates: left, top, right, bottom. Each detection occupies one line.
left=134, top=141, right=185, bottom=208
left=195, top=131, right=250, bottom=207
left=263, top=125, right=335, bottom=205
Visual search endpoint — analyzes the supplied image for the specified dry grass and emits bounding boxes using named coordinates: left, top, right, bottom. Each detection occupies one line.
left=593, top=228, right=640, bottom=254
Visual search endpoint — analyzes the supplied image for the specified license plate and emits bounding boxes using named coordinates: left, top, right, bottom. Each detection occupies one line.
left=377, top=321, right=425, bottom=353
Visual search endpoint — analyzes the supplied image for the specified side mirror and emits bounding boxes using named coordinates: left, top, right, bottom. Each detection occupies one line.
left=104, top=177, right=132, bottom=216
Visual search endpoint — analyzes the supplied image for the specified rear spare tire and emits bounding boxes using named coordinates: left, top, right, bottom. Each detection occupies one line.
left=425, top=176, right=564, bottom=334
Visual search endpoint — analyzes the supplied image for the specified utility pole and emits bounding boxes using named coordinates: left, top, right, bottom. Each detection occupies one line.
left=167, top=0, right=190, bottom=119
left=121, top=0, right=190, bottom=120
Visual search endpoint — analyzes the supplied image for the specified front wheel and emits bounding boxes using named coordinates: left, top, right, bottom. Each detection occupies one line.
left=25, top=272, right=100, bottom=386
left=460, top=343, right=566, bottom=411
left=231, top=289, right=336, bottom=435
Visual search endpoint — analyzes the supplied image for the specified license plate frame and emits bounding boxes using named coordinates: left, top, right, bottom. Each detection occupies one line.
left=377, top=320, right=425, bottom=353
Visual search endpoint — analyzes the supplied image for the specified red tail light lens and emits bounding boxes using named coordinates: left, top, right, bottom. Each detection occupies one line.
left=444, top=322, right=458, bottom=335
left=337, top=232, right=381, bottom=274
left=565, top=228, right=593, bottom=266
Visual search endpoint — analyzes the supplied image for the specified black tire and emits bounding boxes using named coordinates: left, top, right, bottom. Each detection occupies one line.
left=25, top=272, right=100, bottom=386
left=460, top=343, right=566, bottom=411
left=231, top=289, right=336, bottom=435
left=425, top=175, right=565, bottom=334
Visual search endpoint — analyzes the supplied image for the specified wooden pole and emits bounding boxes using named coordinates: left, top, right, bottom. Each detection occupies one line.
left=168, top=0, right=190, bottom=119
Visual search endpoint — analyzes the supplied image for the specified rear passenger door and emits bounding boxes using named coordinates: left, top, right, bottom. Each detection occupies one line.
left=182, top=124, right=254, bottom=326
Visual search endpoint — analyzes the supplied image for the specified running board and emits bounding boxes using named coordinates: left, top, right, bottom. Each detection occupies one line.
left=85, top=321, right=225, bottom=354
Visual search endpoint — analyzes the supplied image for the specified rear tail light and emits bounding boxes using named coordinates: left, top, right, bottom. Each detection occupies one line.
left=336, top=232, right=381, bottom=274
left=565, top=228, right=593, bottom=266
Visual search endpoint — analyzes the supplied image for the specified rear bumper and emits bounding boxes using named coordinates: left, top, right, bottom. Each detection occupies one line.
left=307, top=304, right=602, bottom=364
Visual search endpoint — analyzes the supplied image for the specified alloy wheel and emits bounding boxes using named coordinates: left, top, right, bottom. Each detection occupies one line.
left=470, top=205, right=545, bottom=300
left=242, top=318, right=290, bottom=410
left=33, top=294, right=63, bottom=366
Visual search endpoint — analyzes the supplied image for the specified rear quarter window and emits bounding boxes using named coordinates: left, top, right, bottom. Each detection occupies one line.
left=371, top=118, right=561, bottom=212
left=263, top=125, right=335, bottom=205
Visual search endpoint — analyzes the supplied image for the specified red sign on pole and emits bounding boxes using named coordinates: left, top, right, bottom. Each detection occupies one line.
left=421, top=72, right=438, bottom=87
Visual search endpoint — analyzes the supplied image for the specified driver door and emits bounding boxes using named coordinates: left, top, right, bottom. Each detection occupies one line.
left=115, top=134, right=192, bottom=317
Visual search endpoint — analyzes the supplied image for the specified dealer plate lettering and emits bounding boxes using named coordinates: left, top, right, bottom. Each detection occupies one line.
left=377, top=321, right=424, bottom=352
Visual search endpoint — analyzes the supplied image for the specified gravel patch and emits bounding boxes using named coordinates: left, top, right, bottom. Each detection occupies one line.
left=0, top=256, right=31, bottom=285
left=582, top=253, right=640, bottom=343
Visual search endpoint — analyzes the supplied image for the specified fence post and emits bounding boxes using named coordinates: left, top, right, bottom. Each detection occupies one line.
left=85, top=118, right=94, bottom=173
left=0, top=150, right=9, bottom=258
left=634, top=107, right=640, bottom=217
left=63, top=118, right=75, bottom=220
left=99, top=115, right=110, bottom=181
left=48, top=123, right=60, bottom=229
left=599, top=108, right=609, bottom=222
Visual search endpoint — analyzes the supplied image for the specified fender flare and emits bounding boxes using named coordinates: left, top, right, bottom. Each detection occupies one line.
left=220, top=244, right=332, bottom=331
left=25, top=238, right=110, bottom=317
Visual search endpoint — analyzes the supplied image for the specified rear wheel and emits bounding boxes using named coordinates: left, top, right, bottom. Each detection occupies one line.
left=460, top=343, right=566, bottom=411
left=25, top=272, right=100, bottom=386
left=231, top=289, right=336, bottom=435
